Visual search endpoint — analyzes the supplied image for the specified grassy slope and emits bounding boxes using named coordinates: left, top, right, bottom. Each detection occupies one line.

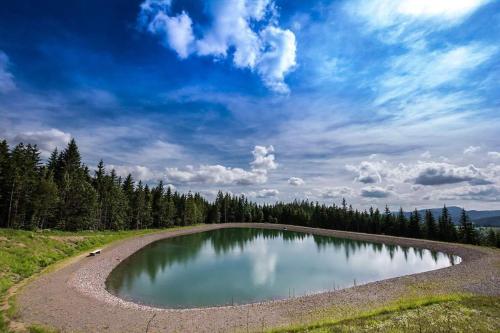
left=0, top=228, right=168, bottom=332
left=270, top=295, right=500, bottom=333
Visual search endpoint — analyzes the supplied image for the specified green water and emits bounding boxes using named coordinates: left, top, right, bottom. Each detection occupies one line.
left=106, top=228, right=460, bottom=308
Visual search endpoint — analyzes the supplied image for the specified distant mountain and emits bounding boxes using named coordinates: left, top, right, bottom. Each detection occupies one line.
left=473, top=216, right=500, bottom=227
left=398, top=206, right=500, bottom=226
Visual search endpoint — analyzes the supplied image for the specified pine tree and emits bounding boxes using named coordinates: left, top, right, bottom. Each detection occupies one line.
left=122, top=174, right=135, bottom=229
left=458, top=208, right=477, bottom=244
left=0, top=140, right=10, bottom=227
left=57, top=140, right=97, bottom=230
left=151, top=181, right=166, bottom=228
left=486, top=228, right=497, bottom=247
left=397, top=208, right=407, bottom=236
left=424, top=210, right=437, bottom=240
left=31, top=169, right=59, bottom=229
left=438, top=205, right=455, bottom=241
left=61, top=139, right=81, bottom=175
left=408, top=208, right=421, bottom=238
left=383, top=205, right=394, bottom=235
left=133, top=181, right=146, bottom=229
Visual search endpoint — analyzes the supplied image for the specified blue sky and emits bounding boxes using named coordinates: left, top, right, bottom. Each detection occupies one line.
left=1, top=0, right=500, bottom=209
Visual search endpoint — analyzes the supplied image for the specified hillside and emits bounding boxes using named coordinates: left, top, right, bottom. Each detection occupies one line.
left=400, top=207, right=500, bottom=226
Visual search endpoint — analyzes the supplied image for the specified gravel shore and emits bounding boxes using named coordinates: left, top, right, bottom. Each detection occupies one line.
left=15, top=223, right=500, bottom=332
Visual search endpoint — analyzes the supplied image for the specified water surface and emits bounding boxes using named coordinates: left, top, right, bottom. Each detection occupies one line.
left=106, top=228, right=460, bottom=308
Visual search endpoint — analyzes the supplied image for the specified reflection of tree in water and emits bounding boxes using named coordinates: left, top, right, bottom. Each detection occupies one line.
left=106, top=228, right=459, bottom=293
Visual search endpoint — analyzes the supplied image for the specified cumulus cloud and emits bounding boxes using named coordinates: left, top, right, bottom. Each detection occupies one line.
left=109, top=164, right=159, bottom=182
left=165, top=145, right=276, bottom=185
left=138, top=0, right=296, bottom=92
left=13, top=128, right=71, bottom=157
left=346, top=160, right=384, bottom=184
left=413, top=162, right=491, bottom=186
left=146, top=10, right=194, bottom=58
left=346, top=158, right=497, bottom=191
left=256, top=26, right=297, bottom=93
left=463, top=145, right=481, bottom=154
left=360, top=185, right=393, bottom=198
left=251, top=145, right=277, bottom=170
left=0, top=51, right=15, bottom=93
left=288, top=177, right=304, bottom=186
left=425, top=185, right=500, bottom=202
left=165, top=164, right=267, bottom=185
left=252, top=188, right=279, bottom=198
left=319, top=186, right=354, bottom=199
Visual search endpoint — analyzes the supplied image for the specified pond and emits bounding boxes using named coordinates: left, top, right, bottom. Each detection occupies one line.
left=106, top=228, right=460, bottom=308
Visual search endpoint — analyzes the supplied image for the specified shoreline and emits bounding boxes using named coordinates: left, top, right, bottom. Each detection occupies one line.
left=15, top=223, right=500, bottom=332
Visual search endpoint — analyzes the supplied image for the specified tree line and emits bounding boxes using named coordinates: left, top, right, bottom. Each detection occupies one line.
left=0, top=139, right=498, bottom=248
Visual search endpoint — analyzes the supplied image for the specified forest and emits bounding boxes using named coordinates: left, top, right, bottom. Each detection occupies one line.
left=0, top=139, right=499, bottom=248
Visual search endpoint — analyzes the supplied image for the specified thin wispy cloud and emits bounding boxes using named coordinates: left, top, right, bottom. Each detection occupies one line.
left=375, top=44, right=497, bottom=106
left=0, top=51, right=15, bottom=93
left=347, top=0, right=491, bottom=43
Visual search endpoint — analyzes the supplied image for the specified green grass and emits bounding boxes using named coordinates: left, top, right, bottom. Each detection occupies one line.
left=271, top=295, right=500, bottom=333
left=0, top=227, right=193, bottom=333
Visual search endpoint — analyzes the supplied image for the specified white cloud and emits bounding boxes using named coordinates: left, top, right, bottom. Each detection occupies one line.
left=253, top=188, right=279, bottom=198
left=348, top=0, right=490, bottom=36
left=425, top=185, right=500, bottom=202
left=319, top=186, right=354, bottom=199
left=0, top=51, right=15, bottom=93
left=139, top=139, right=184, bottom=161
left=13, top=128, right=71, bottom=157
left=397, top=0, right=489, bottom=21
left=147, top=11, right=194, bottom=58
left=256, top=26, right=297, bottom=93
left=288, top=177, right=305, bottom=186
left=195, top=0, right=263, bottom=68
left=165, top=145, right=276, bottom=185
left=360, top=185, right=393, bottom=198
left=347, top=158, right=497, bottom=189
left=463, top=145, right=481, bottom=154
left=413, top=162, right=491, bottom=186
left=251, top=145, right=277, bottom=170
left=166, top=164, right=267, bottom=185
left=487, top=152, right=500, bottom=159
left=346, top=160, right=384, bottom=184
left=376, top=44, right=496, bottom=106
left=109, top=164, right=159, bottom=182
left=138, top=0, right=296, bottom=92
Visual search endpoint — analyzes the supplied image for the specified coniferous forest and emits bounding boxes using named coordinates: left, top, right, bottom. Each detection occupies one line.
left=0, top=139, right=498, bottom=248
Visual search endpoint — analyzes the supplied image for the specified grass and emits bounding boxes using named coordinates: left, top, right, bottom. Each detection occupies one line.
left=0, top=227, right=193, bottom=333
left=270, top=294, right=500, bottom=333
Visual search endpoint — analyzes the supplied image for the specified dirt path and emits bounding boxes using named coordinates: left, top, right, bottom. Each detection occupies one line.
left=14, top=224, right=500, bottom=332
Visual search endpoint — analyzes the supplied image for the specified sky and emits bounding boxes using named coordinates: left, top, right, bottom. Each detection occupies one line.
left=1, top=0, right=499, bottom=210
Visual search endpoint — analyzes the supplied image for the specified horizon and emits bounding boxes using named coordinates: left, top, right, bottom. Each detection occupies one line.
left=1, top=0, right=500, bottom=211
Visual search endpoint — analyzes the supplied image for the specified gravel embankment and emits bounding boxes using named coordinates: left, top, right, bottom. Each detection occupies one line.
left=15, top=223, right=500, bottom=332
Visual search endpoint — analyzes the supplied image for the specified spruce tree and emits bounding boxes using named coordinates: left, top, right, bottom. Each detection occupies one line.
left=0, top=140, right=10, bottom=227
left=424, top=210, right=437, bottom=240
left=408, top=209, right=421, bottom=238
left=397, top=208, right=407, bottom=236
left=458, top=208, right=477, bottom=244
